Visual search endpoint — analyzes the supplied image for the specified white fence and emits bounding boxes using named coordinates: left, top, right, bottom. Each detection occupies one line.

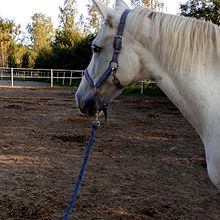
left=0, top=67, right=83, bottom=87
left=0, top=67, right=150, bottom=94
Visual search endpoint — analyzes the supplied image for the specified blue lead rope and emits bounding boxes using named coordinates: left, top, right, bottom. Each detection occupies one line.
left=63, top=120, right=99, bottom=220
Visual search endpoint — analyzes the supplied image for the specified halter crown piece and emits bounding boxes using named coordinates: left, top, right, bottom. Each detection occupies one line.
left=84, top=9, right=131, bottom=121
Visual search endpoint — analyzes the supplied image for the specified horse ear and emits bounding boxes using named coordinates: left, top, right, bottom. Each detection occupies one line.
left=92, top=0, right=115, bottom=19
left=115, top=0, right=129, bottom=10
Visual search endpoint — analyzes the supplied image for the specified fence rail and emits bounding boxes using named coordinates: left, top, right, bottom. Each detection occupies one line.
left=0, top=67, right=84, bottom=87
left=0, top=67, right=149, bottom=94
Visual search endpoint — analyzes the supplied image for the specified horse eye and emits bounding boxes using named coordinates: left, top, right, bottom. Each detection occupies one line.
left=92, top=45, right=102, bottom=53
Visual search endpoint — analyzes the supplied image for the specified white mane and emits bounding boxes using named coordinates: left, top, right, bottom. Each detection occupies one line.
left=129, top=7, right=220, bottom=74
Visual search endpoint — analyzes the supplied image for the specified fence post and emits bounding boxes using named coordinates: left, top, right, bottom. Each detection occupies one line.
left=140, top=81, right=144, bottom=95
left=11, top=68, right=14, bottom=87
left=1, top=69, right=3, bottom=80
left=70, top=71, right=73, bottom=86
left=51, top=69, right=53, bottom=87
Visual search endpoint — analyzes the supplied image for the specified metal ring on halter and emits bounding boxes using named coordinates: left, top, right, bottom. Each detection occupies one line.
left=110, top=61, right=119, bottom=71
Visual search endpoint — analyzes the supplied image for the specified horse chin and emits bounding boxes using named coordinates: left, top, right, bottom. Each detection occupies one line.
left=78, top=103, right=97, bottom=117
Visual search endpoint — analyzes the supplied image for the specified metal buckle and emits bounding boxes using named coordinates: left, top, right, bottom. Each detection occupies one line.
left=114, top=35, right=123, bottom=51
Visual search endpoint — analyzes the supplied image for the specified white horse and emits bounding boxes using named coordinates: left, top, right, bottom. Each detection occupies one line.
left=76, top=0, right=220, bottom=188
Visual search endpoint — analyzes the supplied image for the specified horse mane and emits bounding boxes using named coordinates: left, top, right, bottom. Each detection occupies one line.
left=129, top=7, right=220, bottom=73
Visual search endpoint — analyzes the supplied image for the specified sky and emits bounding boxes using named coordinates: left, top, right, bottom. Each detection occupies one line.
left=0, top=0, right=187, bottom=33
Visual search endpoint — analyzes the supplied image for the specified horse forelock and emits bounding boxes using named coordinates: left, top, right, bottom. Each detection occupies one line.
left=128, top=7, right=220, bottom=74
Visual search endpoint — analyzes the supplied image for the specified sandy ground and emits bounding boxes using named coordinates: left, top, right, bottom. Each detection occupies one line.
left=0, top=88, right=219, bottom=220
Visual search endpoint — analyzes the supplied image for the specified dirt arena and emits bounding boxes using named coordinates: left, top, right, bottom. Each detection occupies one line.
left=0, top=87, right=219, bottom=220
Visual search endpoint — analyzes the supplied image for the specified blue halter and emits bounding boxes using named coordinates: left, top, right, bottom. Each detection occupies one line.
left=84, top=9, right=131, bottom=120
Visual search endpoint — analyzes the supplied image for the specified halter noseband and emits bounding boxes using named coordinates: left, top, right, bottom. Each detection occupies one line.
left=84, top=9, right=131, bottom=120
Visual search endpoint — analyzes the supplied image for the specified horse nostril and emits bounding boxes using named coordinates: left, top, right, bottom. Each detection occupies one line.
left=84, top=97, right=97, bottom=116
left=75, top=88, right=97, bottom=116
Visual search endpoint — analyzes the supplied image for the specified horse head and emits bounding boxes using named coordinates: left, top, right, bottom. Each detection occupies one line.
left=76, top=0, right=150, bottom=117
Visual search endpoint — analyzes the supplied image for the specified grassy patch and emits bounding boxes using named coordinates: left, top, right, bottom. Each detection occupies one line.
left=122, top=81, right=165, bottom=97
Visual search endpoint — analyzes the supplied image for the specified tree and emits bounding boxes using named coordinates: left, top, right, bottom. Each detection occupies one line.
left=85, top=0, right=110, bottom=34
left=21, top=50, right=37, bottom=68
left=59, top=0, right=77, bottom=30
left=180, top=0, right=220, bottom=25
left=131, top=0, right=165, bottom=11
left=86, top=3, right=100, bottom=33
left=0, top=18, right=20, bottom=67
left=69, top=34, right=94, bottom=69
left=55, top=0, right=82, bottom=48
left=27, top=13, right=54, bottom=53
left=8, top=43, right=29, bottom=67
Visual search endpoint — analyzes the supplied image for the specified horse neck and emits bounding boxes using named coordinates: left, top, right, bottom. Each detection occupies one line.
left=131, top=11, right=220, bottom=188
left=135, top=13, right=220, bottom=141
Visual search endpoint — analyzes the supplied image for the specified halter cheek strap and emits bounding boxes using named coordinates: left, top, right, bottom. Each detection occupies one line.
left=84, top=9, right=131, bottom=120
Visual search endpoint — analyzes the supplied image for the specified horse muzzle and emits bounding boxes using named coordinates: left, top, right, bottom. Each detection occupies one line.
left=75, top=91, right=98, bottom=116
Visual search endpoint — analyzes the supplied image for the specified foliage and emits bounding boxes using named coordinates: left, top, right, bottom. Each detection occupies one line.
left=180, top=0, right=220, bottom=25
left=21, top=50, right=37, bottom=68
left=0, top=17, right=20, bottom=67
left=56, top=0, right=82, bottom=48
left=0, top=0, right=168, bottom=70
left=53, top=29, right=82, bottom=49
left=84, top=0, right=110, bottom=34
left=59, top=0, right=77, bottom=30
left=8, top=43, right=29, bottom=67
left=34, top=49, right=54, bottom=68
left=34, top=34, right=94, bottom=69
left=69, top=34, right=94, bottom=69
left=123, top=81, right=165, bottom=97
left=86, top=3, right=100, bottom=33
left=27, top=13, right=54, bottom=52
left=34, top=0, right=94, bottom=70
left=131, top=0, right=165, bottom=11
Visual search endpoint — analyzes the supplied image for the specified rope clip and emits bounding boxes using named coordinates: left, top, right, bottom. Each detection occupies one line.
left=93, top=112, right=101, bottom=128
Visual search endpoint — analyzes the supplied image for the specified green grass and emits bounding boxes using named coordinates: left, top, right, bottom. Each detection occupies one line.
left=122, top=81, right=165, bottom=97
